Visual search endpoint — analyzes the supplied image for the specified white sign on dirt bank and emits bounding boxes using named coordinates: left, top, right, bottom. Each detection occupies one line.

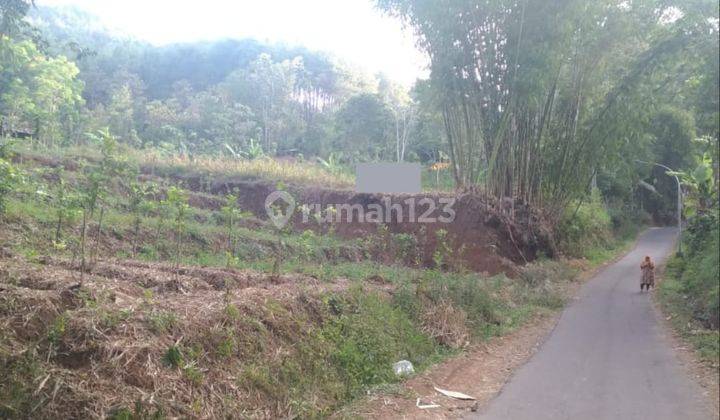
left=356, top=163, right=421, bottom=194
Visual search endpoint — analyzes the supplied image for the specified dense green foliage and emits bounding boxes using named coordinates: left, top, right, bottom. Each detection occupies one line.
left=659, top=213, right=719, bottom=363
left=0, top=139, right=18, bottom=214
left=5, top=5, right=442, bottom=165
left=657, top=132, right=719, bottom=363
left=558, top=189, right=614, bottom=256
left=378, top=0, right=718, bottom=219
left=680, top=215, right=720, bottom=328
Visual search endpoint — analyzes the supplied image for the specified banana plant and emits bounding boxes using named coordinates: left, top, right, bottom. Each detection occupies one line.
left=224, top=139, right=265, bottom=160
left=667, top=151, right=717, bottom=217
left=316, top=152, right=343, bottom=174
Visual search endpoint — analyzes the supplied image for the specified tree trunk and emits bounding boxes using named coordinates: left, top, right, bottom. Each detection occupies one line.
left=80, top=210, right=87, bottom=285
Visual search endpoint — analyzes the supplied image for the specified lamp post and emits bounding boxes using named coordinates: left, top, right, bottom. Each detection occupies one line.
left=636, top=160, right=682, bottom=253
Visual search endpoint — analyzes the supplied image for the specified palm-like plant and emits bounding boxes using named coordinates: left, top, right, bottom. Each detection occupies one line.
left=224, top=139, right=265, bottom=160
left=316, top=152, right=343, bottom=174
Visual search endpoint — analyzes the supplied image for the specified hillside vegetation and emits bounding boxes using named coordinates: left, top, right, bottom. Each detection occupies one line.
left=0, top=0, right=717, bottom=418
left=659, top=213, right=720, bottom=364
left=2, top=143, right=601, bottom=418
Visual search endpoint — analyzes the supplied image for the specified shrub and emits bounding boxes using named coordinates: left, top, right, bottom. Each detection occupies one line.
left=321, top=289, right=436, bottom=397
left=419, top=300, right=469, bottom=348
left=674, top=215, right=719, bottom=329
left=164, top=345, right=183, bottom=368
left=183, top=365, right=204, bottom=386
left=47, top=312, right=68, bottom=345
left=427, top=271, right=504, bottom=334
left=0, top=352, right=43, bottom=418
left=224, top=302, right=240, bottom=320
left=432, top=229, right=452, bottom=268
left=146, top=310, right=178, bottom=333
left=558, top=188, right=612, bottom=257
left=393, top=233, right=419, bottom=265
left=520, top=260, right=577, bottom=288
left=607, top=204, right=651, bottom=240
left=0, top=151, right=20, bottom=215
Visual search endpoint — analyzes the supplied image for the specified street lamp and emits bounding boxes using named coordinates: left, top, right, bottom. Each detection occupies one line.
left=635, top=159, right=683, bottom=253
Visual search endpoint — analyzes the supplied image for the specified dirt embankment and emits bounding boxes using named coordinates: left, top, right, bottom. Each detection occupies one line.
left=12, top=152, right=556, bottom=276
left=166, top=172, right=557, bottom=276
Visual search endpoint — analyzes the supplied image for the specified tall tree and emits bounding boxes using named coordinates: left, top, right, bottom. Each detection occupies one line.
left=378, top=75, right=417, bottom=162
left=334, top=93, right=393, bottom=161
left=379, top=0, right=717, bottom=219
left=0, top=0, right=32, bottom=37
left=0, top=36, right=83, bottom=143
left=221, top=53, right=297, bottom=152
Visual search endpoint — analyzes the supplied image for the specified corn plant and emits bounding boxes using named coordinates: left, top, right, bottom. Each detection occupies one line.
left=52, top=169, right=81, bottom=247
left=166, top=186, right=189, bottom=276
left=0, top=139, right=22, bottom=217
left=220, top=192, right=243, bottom=264
left=128, top=181, right=156, bottom=258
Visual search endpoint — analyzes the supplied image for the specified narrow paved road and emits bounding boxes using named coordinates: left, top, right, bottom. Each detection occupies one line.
left=471, top=227, right=716, bottom=420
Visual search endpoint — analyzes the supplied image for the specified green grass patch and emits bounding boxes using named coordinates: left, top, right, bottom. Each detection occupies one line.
left=658, top=264, right=720, bottom=364
left=657, top=217, right=719, bottom=365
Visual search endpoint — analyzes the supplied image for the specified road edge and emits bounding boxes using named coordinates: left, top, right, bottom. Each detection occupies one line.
left=340, top=232, right=645, bottom=419
left=469, top=231, right=645, bottom=418
left=651, top=263, right=720, bottom=419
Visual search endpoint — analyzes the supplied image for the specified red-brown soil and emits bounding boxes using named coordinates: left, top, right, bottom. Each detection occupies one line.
left=13, top=151, right=557, bottom=277
left=167, top=176, right=556, bottom=276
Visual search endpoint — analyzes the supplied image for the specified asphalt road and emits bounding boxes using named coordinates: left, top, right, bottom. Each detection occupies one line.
left=471, top=227, right=716, bottom=420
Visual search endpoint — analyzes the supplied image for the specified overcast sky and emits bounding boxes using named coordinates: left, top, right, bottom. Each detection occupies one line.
left=37, top=0, right=428, bottom=86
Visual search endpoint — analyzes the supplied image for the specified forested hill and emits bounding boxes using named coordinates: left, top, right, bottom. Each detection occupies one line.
left=18, top=5, right=440, bottom=161
left=30, top=6, right=365, bottom=101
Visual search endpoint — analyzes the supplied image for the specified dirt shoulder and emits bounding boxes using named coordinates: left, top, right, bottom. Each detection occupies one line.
left=653, top=269, right=720, bottom=418
left=347, top=313, right=559, bottom=419
left=342, top=253, right=624, bottom=420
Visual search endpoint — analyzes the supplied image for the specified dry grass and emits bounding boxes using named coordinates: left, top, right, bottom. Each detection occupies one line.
left=0, top=254, right=357, bottom=418
left=420, top=300, right=470, bottom=349
left=136, top=152, right=355, bottom=189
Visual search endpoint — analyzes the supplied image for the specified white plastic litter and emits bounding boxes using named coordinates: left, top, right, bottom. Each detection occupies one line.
left=416, top=398, right=441, bottom=409
left=393, top=360, right=415, bottom=376
left=434, top=387, right=476, bottom=400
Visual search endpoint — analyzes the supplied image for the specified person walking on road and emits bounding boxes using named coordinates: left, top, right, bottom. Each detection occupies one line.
left=640, top=255, right=655, bottom=291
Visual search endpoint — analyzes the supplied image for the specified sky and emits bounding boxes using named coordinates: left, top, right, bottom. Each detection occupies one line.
left=37, top=0, right=429, bottom=86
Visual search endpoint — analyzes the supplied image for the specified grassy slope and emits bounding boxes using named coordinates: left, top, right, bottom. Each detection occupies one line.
left=0, top=145, right=642, bottom=418
left=656, top=219, right=720, bottom=365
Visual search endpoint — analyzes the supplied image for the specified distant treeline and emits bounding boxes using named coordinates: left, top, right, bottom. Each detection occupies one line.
left=4, top=5, right=444, bottom=163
